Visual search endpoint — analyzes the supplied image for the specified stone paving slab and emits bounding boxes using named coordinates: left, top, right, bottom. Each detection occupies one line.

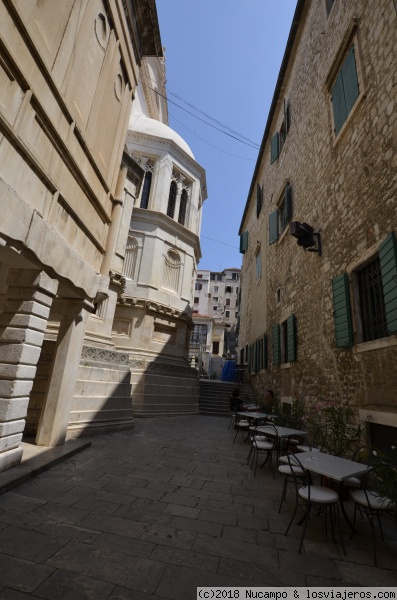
left=0, top=415, right=396, bottom=599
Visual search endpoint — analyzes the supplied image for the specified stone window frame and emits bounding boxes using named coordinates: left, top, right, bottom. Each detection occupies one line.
left=325, top=20, right=366, bottom=144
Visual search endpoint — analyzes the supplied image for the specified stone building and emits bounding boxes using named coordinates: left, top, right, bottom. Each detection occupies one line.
left=238, top=0, right=397, bottom=447
left=109, top=57, right=207, bottom=417
left=0, top=0, right=162, bottom=470
left=191, top=268, right=241, bottom=378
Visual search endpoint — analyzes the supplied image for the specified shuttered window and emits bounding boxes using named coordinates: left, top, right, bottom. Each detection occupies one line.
left=280, top=184, right=293, bottom=233
left=239, top=231, right=249, bottom=254
left=286, top=314, right=297, bottom=362
left=332, top=273, right=354, bottom=348
left=270, top=133, right=279, bottom=164
left=262, top=335, right=268, bottom=369
left=331, top=45, right=360, bottom=135
left=140, top=171, right=152, bottom=209
left=178, top=189, right=188, bottom=225
left=256, top=183, right=263, bottom=218
left=167, top=180, right=177, bottom=218
left=379, top=232, right=397, bottom=335
left=269, top=210, right=279, bottom=245
left=272, top=324, right=281, bottom=366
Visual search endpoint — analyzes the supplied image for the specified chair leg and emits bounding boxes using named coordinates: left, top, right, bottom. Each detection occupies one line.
left=278, top=476, right=288, bottom=513
left=285, top=504, right=298, bottom=536
left=298, top=504, right=311, bottom=554
left=335, top=504, right=346, bottom=555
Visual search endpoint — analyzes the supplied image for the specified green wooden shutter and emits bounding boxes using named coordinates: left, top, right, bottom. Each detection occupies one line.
left=270, top=132, right=279, bottom=164
left=269, top=210, right=279, bottom=245
left=332, top=273, right=354, bottom=347
left=256, top=183, right=262, bottom=218
left=239, top=231, right=249, bottom=254
left=331, top=70, right=347, bottom=135
left=286, top=314, right=297, bottom=362
left=262, top=335, right=268, bottom=369
left=272, top=324, right=281, bottom=366
left=379, top=232, right=397, bottom=335
left=342, top=45, right=359, bottom=115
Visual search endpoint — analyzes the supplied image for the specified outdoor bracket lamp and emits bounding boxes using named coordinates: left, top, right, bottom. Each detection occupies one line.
left=290, top=221, right=322, bottom=256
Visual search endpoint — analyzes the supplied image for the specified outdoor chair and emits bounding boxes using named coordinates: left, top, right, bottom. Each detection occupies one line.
left=350, top=465, right=395, bottom=565
left=284, top=452, right=346, bottom=555
left=249, top=423, right=278, bottom=479
left=232, top=413, right=250, bottom=444
left=278, top=440, right=306, bottom=513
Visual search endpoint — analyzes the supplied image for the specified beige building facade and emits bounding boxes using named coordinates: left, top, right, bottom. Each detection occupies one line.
left=238, top=0, right=397, bottom=447
left=0, top=0, right=162, bottom=470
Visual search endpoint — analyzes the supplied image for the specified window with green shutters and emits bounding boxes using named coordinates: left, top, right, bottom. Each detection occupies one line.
left=332, top=272, right=354, bottom=348
left=270, top=133, right=279, bottom=164
left=239, top=231, right=249, bottom=254
left=262, top=335, right=268, bottom=369
left=331, top=45, right=360, bottom=136
left=256, top=183, right=263, bottom=218
left=272, top=324, right=281, bottom=366
left=269, top=183, right=293, bottom=245
left=286, top=314, right=297, bottom=362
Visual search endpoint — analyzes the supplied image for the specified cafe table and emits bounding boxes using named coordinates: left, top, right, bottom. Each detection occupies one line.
left=255, top=425, right=306, bottom=460
left=279, top=450, right=371, bottom=528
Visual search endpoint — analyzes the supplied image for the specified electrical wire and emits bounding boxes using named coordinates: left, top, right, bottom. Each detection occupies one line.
left=201, top=235, right=239, bottom=249
left=169, top=112, right=256, bottom=161
left=138, top=79, right=260, bottom=150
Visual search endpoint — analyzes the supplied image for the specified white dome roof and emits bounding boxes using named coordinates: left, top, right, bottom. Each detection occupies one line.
left=129, top=113, right=194, bottom=159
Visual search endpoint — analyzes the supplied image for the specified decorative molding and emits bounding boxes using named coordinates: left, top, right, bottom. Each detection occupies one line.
left=117, top=296, right=193, bottom=325
left=81, top=345, right=130, bottom=365
left=129, top=357, right=197, bottom=378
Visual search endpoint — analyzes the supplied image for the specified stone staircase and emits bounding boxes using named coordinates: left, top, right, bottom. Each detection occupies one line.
left=199, top=380, right=254, bottom=417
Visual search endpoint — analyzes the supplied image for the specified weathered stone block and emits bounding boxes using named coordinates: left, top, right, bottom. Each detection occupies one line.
left=0, top=398, right=29, bottom=421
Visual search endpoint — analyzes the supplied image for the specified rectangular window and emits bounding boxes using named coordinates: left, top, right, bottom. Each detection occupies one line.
left=331, top=45, right=360, bottom=136
left=279, top=183, right=293, bottom=234
left=226, top=286, right=232, bottom=293
left=225, top=298, right=230, bottom=306
left=256, top=183, right=263, bottom=218
left=213, top=341, right=219, bottom=355
left=213, top=296, right=218, bottom=301
left=194, top=297, right=199, bottom=304
left=213, top=306, right=218, bottom=311
left=225, top=310, right=230, bottom=318
left=255, top=248, right=261, bottom=281
left=195, top=283, right=202, bottom=290
left=232, top=273, right=239, bottom=280
left=197, top=274, right=202, bottom=279
left=325, top=0, right=335, bottom=16
left=356, top=258, right=388, bottom=342
left=235, top=312, right=238, bottom=318
left=189, top=324, right=207, bottom=349
left=214, top=286, right=219, bottom=293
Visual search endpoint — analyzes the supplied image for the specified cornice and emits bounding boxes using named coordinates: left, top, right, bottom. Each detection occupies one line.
left=118, top=296, right=193, bottom=326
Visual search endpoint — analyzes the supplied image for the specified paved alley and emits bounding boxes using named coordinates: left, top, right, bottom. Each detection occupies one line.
left=0, top=415, right=396, bottom=599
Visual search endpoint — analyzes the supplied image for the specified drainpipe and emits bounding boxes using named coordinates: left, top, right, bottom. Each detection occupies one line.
left=100, top=164, right=128, bottom=276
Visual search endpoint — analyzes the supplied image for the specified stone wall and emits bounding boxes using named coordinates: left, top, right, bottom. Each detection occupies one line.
left=239, top=0, right=397, bottom=429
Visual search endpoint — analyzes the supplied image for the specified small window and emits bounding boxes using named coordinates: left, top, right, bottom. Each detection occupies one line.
left=197, top=274, right=203, bottom=279
left=213, top=341, right=220, bottom=355
left=213, top=306, right=218, bottom=311
left=226, top=298, right=231, bottom=306
left=178, top=188, right=188, bottom=226
left=225, top=310, right=230, bottom=318
left=331, top=44, right=360, bottom=136
left=167, top=180, right=177, bottom=218
left=195, top=283, right=202, bottom=291
left=235, top=311, right=238, bottom=318
left=356, top=257, right=388, bottom=342
left=194, top=297, right=199, bottom=304
left=226, top=286, right=232, bottom=293
left=279, top=183, right=293, bottom=234
left=214, top=286, right=219, bottom=292
left=255, top=246, right=261, bottom=281
left=232, top=273, right=239, bottom=280
left=140, top=171, right=152, bottom=209
left=240, top=231, right=249, bottom=254
left=270, top=99, right=290, bottom=164
left=213, top=296, right=218, bottom=302
left=256, top=183, right=263, bottom=218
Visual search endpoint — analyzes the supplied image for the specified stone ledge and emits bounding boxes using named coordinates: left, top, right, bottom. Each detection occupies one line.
left=0, top=438, right=91, bottom=496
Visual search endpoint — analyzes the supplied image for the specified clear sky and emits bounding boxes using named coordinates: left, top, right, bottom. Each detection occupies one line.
left=156, top=1, right=298, bottom=272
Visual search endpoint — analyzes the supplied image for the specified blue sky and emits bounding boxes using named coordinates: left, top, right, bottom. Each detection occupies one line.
left=156, top=1, right=298, bottom=272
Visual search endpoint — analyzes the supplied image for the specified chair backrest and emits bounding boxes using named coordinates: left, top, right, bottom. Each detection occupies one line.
left=253, top=422, right=278, bottom=447
left=360, top=465, right=395, bottom=511
left=286, top=451, right=313, bottom=500
left=352, top=446, right=374, bottom=464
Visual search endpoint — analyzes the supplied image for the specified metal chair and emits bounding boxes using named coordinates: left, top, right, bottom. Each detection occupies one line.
left=284, top=452, right=346, bottom=555
left=232, top=413, right=250, bottom=444
left=249, top=423, right=278, bottom=478
left=350, top=465, right=395, bottom=565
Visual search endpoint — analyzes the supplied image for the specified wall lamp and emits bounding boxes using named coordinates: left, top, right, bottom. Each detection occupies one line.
left=290, top=221, right=322, bottom=256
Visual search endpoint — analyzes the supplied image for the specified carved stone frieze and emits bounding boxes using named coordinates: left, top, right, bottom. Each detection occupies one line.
left=117, top=296, right=192, bottom=325
left=81, top=345, right=130, bottom=366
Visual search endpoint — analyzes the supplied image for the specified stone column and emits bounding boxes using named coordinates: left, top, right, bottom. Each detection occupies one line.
left=35, top=299, right=91, bottom=447
left=0, top=269, right=58, bottom=472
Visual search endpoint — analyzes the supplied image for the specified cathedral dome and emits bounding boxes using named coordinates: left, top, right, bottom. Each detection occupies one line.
left=129, top=112, right=194, bottom=159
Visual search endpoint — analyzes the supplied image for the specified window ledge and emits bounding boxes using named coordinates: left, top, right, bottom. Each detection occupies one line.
left=280, top=362, right=291, bottom=370
left=354, top=335, right=397, bottom=353
left=277, top=226, right=290, bottom=245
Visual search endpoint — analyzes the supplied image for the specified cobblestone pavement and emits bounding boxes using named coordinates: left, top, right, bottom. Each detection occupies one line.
left=0, top=415, right=396, bottom=599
